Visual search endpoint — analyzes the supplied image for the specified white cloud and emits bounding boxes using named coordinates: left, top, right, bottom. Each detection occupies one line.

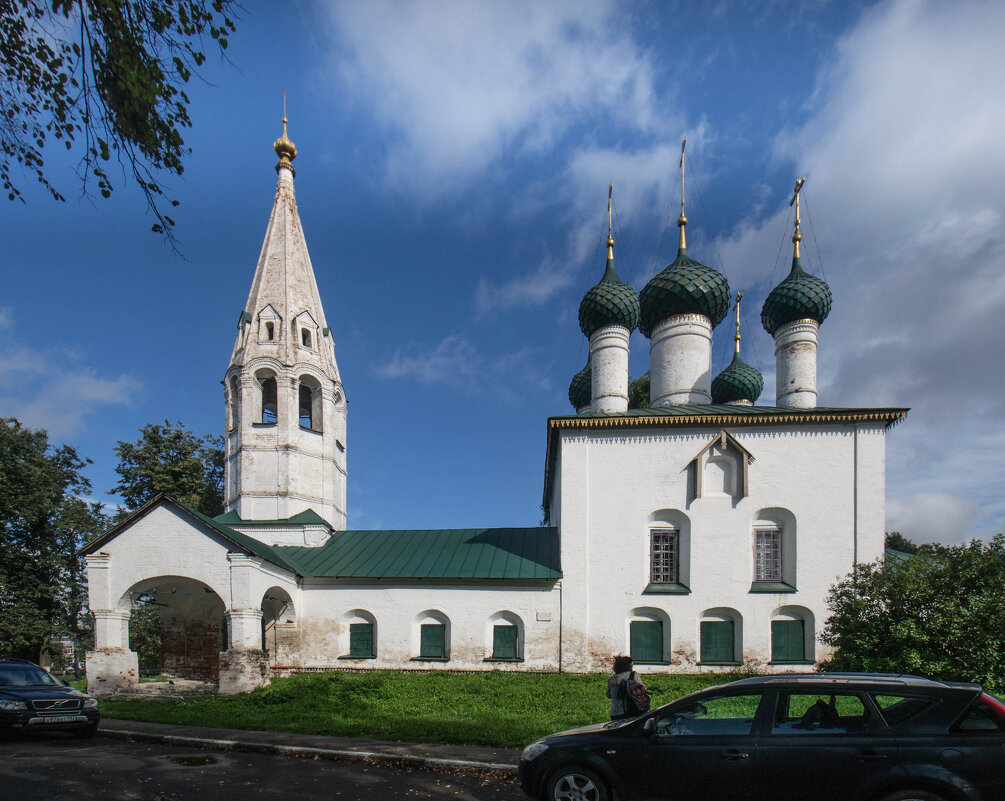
left=376, top=334, right=555, bottom=401
left=376, top=334, right=477, bottom=383
left=887, top=493, right=980, bottom=547
left=0, top=307, right=13, bottom=331
left=716, top=0, right=1005, bottom=540
left=321, top=0, right=659, bottom=198
left=0, top=329, right=141, bottom=438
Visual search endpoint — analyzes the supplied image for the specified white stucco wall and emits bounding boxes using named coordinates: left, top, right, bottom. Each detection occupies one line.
left=551, top=421, right=888, bottom=672
left=291, top=581, right=561, bottom=670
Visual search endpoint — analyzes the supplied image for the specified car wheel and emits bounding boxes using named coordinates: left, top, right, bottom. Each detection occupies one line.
left=72, top=722, right=99, bottom=739
left=546, top=765, right=610, bottom=801
left=878, top=790, right=948, bottom=801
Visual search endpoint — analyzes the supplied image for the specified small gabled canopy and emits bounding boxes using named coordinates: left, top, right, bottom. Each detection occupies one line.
left=688, top=429, right=756, bottom=499
left=80, top=494, right=301, bottom=576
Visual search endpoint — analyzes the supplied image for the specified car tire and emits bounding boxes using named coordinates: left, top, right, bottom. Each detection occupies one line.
left=72, top=722, right=99, bottom=739
left=545, top=765, right=610, bottom=801
left=877, top=790, right=948, bottom=801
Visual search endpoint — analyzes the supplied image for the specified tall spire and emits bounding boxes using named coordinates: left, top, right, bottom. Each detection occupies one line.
left=790, top=176, right=805, bottom=258
left=273, top=89, right=298, bottom=174
left=224, top=105, right=347, bottom=527
left=733, top=291, right=743, bottom=354
left=678, top=137, right=687, bottom=252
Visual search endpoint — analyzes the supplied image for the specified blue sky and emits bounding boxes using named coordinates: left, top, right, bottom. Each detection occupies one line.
left=4, top=0, right=1004, bottom=544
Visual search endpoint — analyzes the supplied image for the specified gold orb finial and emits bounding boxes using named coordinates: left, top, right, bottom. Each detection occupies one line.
left=274, top=91, right=298, bottom=174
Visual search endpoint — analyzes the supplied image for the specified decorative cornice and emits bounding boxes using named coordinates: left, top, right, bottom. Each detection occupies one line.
left=548, top=408, right=906, bottom=430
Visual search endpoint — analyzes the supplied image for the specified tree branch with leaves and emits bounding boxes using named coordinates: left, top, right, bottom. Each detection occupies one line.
left=1, top=0, right=236, bottom=249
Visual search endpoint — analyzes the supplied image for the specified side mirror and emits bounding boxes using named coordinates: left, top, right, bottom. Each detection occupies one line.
left=643, top=717, right=656, bottom=735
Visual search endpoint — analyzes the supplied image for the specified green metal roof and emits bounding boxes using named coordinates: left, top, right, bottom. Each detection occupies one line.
left=275, top=527, right=561, bottom=580
left=214, top=508, right=331, bottom=528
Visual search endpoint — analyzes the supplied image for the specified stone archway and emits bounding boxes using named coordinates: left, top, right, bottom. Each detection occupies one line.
left=261, top=587, right=299, bottom=666
left=124, top=576, right=226, bottom=681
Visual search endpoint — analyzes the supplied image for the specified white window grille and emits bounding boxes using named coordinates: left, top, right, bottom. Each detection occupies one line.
left=650, top=528, right=679, bottom=583
left=754, top=528, right=782, bottom=581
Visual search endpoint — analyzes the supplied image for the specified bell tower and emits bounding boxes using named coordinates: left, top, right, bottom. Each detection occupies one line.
left=223, top=113, right=347, bottom=528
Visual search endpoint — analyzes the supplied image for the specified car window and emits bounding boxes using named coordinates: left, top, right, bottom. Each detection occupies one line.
left=771, top=692, right=877, bottom=734
left=871, top=694, right=936, bottom=726
left=0, top=665, right=61, bottom=687
left=655, top=693, right=762, bottom=736
left=953, top=694, right=1005, bottom=732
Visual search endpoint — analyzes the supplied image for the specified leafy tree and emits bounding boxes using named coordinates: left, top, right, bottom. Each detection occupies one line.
left=822, top=535, right=1005, bottom=692
left=885, top=531, right=919, bottom=555
left=0, top=418, right=105, bottom=662
left=2, top=0, right=236, bottom=246
left=129, top=595, right=162, bottom=676
left=111, top=420, right=224, bottom=518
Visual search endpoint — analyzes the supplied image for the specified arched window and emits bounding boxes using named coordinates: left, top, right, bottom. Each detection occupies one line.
left=265, top=321, right=275, bottom=341
left=260, top=376, right=277, bottom=424
left=700, top=608, right=742, bottom=665
left=771, top=606, right=814, bottom=665
left=630, top=607, right=669, bottom=664
left=298, top=375, right=322, bottom=431
left=342, top=609, right=376, bottom=659
left=228, top=376, right=240, bottom=431
left=486, top=611, right=524, bottom=662
left=414, top=611, right=449, bottom=661
left=751, top=509, right=797, bottom=592
left=301, top=328, right=311, bottom=348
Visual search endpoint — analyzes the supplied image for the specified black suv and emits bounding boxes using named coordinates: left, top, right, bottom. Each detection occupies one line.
left=519, top=673, right=1005, bottom=801
left=0, top=658, right=100, bottom=738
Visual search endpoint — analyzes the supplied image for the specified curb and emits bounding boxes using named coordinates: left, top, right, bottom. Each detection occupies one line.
left=100, top=727, right=518, bottom=776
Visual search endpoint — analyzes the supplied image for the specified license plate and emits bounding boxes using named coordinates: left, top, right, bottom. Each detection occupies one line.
left=35, top=715, right=83, bottom=724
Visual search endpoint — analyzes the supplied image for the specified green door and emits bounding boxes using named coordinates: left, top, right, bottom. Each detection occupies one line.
left=700, top=620, right=734, bottom=663
left=420, top=623, right=446, bottom=658
left=349, top=623, right=373, bottom=657
left=771, top=620, right=805, bottom=662
left=492, top=625, right=518, bottom=659
left=630, top=620, right=663, bottom=663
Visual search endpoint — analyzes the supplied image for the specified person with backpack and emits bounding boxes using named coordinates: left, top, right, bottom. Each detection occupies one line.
left=606, top=655, right=650, bottom=720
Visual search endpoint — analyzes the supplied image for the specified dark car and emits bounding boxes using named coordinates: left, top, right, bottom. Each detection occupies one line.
left=0, top=658, right=100, bottom=738
left=519, top=673, right=1005, bottom=801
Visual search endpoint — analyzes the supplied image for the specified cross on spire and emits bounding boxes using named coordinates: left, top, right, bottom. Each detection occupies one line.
left=790, top=176, right=806, bottom=258
left=733, top=291, right=743, bottom=354
left=678, top=137, right=688, bottom=250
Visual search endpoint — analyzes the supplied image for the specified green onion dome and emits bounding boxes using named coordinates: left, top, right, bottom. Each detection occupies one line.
left=711, top=352, right=763, bottom=404
left=578, top=245, right=640, bottom=337
left=760, top=256, right=832, bottom=336
left=638, top=249, right=731, bottom=338
left=568, top=359, right=592, bottom=410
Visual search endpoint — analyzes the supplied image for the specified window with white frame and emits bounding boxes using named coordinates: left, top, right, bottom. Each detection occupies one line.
left=754, top=527, right=782, bottom=581
left=650, top=528, right=680, bottom=584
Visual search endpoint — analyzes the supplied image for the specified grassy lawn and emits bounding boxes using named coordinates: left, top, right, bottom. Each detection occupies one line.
left=96, top=670, right=738, bottom=748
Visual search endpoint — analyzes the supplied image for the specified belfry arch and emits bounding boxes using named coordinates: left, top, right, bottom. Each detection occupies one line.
left=261, top=587, right=299, bottom=666
left=122, top=576, right=227, bottom=681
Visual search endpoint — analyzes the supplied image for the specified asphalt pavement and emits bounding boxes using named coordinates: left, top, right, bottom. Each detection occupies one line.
left=100, top=718, right=522, bottom=775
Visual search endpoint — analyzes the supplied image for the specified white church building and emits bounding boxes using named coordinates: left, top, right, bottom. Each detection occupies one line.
left=83, top=124, right=906, bottom=695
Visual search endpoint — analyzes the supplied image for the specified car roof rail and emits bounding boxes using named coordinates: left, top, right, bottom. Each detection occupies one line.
left=0, top=657, right=38, bottom=665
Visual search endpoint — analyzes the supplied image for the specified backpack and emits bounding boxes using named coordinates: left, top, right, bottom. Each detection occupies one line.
left=620, top=672, right=650, bottom=714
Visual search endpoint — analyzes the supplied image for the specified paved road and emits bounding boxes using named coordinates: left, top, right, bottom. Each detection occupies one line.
left=0, top=732, right=526, bottom=801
